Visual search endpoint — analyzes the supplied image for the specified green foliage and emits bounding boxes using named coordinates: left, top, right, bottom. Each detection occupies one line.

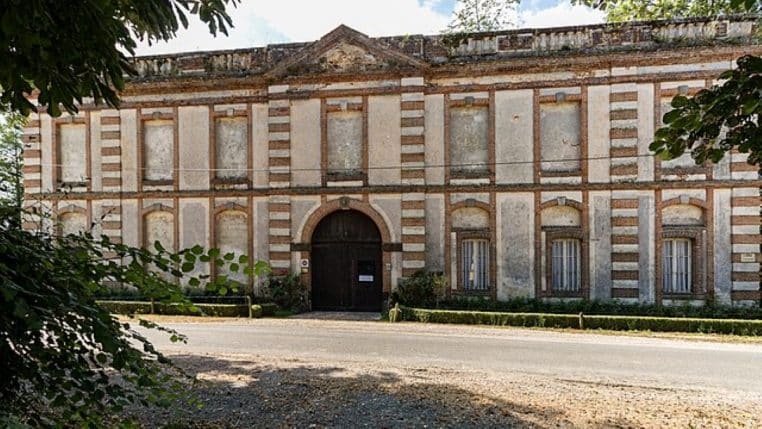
left=262, top=273, right=309, bottom=312
left=392, top=270, right=448, bottom=307
left=0, top=111, right=25, bottom=214
left=445, top=0, right=518, bottom=34
left=397, top=306, right=762, bottom=335
left=0, top=205, right=269, bottom=426
left=573, top=0, right=749, bottom=23
left=0, top=0, right=239, bottom=116
left=651, top=55, right=762, bottom=165
left=428, top=296, right=762, bottom=319
left=97, top=301, right=252, bottom=317
left=575, top=0, right=761, bottom=165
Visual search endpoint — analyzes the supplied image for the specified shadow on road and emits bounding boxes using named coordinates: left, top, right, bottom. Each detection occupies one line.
left=124, top=354, right=573, bottom=428
left=288, top=311, right=383, bottom=321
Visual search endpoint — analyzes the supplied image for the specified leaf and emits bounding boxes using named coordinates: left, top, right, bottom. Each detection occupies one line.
left=181, top=262, right=195, bottom=273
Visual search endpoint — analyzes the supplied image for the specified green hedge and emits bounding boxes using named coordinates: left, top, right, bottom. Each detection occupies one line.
left=98, top=301, right=249, bottom=317
left=397, top=306, right=762, bottom=336
left=96, top=300, right=153, bottom=315
left=415, top=297, right=762, bottom=320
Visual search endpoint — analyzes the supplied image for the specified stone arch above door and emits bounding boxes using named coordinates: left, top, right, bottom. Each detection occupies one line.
left=299, top=198, right=393, bottom=245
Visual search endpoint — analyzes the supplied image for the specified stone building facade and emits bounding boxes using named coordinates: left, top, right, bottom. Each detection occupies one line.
left=23, top=17, right=761, bottom=310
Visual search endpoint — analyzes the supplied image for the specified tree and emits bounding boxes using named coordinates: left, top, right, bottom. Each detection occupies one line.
left=446, top=0, right=519, bottom=33
left=577, top=0, right=748, bottom=22
left=0, top=1, right=262, bottom=426
left=0, top=210, right=269, bottom=427
left=0, top=111, right=25, bottom=213
left=574, top=0, right=762, bottom=166
left=0, top=0, right=238, bottom=117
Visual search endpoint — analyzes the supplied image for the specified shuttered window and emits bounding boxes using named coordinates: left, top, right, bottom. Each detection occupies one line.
left=461, top=238, right=489, bottom=291
left=663, top=238, right=692, bottom=293
left=551, top=239, right=581, bottom=292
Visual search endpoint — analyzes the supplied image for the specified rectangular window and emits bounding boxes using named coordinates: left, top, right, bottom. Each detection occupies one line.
left=663, top=238, right=692, bottom=293
left=461, top=238, right=489, bottom=291
left=215, top=117, right=248, bottom=181
left=450, top=106, right=489, bottom=175
left=58, top=123, right=87, bottom=184
left=327, top=111, right=363, bottom=177
left=540, top=102, right=581, bottom=172
left=551, top=239, right=581, bottom=292
left=143, top=120, right=174, bottom=182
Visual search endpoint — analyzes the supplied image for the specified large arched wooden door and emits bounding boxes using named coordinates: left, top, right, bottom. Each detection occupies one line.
left=311, top=210, right=383, bottom=311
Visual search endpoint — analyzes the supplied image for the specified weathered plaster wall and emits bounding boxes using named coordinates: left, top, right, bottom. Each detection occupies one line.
left=58, top=124, right=87, bottom=183
left=450, top=106, right=488, bottom=173
left=215, top=116, right=248, bottom=180
left=327, top=111, right=362, bottom=173
left=540, top=102, right=580, bottom=172
left=59, top=212, right=87, bottom=236
left=179, top=106, right=209, bottom=189
left=143, top=120, right=173, bottom=181
left=368, top=95, right=401, bottom=185
left=495, top=90, right=533, bottom=184
left=497, top=192, right=535, bottom=300
left=290, top=99, right=321, bottom=187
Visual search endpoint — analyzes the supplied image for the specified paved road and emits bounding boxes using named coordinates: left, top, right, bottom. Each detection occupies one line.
left=141, top=317, right=762, bottom=394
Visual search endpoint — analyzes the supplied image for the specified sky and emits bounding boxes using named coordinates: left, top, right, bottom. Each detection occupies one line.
left=134, top=0, right=605, bottom=56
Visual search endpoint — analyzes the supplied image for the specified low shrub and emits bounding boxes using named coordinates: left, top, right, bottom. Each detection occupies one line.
left=97, top=301, right=249, bottom=317
left=392, top=270, right=447, bottom=307
left=97, top=300, right=152, bottom=314
left=395, top=306, right=762, bottom=336
left=259, top=302, right=279, bottom=316
left=262, top=273, right=309, bottom=312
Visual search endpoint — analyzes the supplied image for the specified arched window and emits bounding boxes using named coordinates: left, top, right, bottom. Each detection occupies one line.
left=541, top=201, right=586, bottom=296
left=661, top=202, right=705, bottom=296
left=58, top=211, right=87, bottom=237
left=144, top=210, right=174, bottom=252
left=215, top=209, right=248, bottom=284
left=452, top=206, right=490, bottom=292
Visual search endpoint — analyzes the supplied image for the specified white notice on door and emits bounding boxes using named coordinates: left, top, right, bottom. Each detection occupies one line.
left=358, top=275, right=374, bottom=282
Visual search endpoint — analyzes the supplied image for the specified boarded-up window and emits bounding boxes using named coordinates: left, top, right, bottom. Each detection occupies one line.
left=58, top=124, right=87, bottom=184
left=59, top=212, right=87, bottom=236
left=540, top=103, right=581, bottom=172
left=450, top=106, right=488, bottom=175
left=143, top=120, right=174, bottom=182
left=144, top=211, right=174, bottom=252
left=215, top=117, right=248, bottom=180
left=327, top=111, right=363, bottom=176
left=215, top=210, right=248, bottom=284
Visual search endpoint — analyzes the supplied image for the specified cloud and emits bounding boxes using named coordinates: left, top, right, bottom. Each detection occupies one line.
left=519, top=1, right=605, bottom=28
left=132, top=0, right=606, bottom=56
left=134, top=0, right=450, bottom=56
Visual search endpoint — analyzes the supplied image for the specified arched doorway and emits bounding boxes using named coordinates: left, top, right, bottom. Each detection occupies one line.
left=311, top=210, right=383, bottom=311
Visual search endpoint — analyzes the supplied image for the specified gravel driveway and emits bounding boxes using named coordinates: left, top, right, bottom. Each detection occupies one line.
left=125, top=318, right=762, bottom=428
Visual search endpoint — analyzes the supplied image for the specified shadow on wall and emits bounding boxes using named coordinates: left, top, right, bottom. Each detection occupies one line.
left=123, top=354, right=562, bottom=428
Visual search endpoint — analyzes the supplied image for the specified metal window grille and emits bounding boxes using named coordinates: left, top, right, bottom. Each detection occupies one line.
left=462, top=238, right=489, bottom=291
left=663, top=238, right=692, bottom=293
left=551, top=239, right=581, bottom=292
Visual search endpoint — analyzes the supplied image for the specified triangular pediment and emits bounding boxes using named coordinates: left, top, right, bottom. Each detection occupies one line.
left=267, top=25, right=428, bottom=79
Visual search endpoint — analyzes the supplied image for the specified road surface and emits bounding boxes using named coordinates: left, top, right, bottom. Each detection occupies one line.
left=140, top=317, right=762, bottom=394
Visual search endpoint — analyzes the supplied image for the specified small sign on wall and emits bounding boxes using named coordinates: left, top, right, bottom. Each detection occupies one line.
left=740, top=253, right=757, bottom=263
left=300, top=258, right=309, bottom=273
